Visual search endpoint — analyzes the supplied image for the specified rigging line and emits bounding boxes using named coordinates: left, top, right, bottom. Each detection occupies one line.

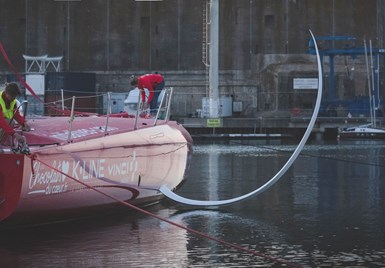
left=303, top=152, right=385, bottom=168
left=37, top=143, right=188, bottom=158
left=28, top=155, right=301, bottom=268
left=224, top=139, right=385, bottom=168
left=160, top=30, right=323, bottom=207
left=288, top=149, right=385, bottom=168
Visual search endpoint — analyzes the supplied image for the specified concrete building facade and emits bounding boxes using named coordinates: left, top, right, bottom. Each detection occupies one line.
left=0, top=0, right=384, bottom=118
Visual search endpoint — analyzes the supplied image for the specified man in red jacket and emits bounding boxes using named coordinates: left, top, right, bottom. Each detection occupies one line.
left=0, top=82, right=30, bottom=144
left=130, top=73, right=165, bottom=116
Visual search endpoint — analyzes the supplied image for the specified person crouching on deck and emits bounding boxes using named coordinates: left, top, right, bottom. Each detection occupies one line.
left=130, top=73, right=165, bottom=116
left=0, top=82, right=30, bottom=144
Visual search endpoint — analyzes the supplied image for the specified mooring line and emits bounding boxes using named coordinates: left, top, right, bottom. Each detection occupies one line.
left=28, top=154, right=301, bottom=268
left=225, top=139, right=385, bottom=169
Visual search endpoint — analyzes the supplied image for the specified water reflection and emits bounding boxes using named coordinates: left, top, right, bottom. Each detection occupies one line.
left=0, top=210, right=191, bottom=268
left=174, top=139, right=385, bottom=266
left=1, top=140, right=385, bottom=267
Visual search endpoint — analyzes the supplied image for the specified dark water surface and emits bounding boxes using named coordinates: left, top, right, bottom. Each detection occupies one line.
left=1, top=139, right=385, bottom=267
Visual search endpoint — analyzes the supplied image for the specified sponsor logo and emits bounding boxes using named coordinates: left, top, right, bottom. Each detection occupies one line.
left=28, top=151, right=139, bottom=195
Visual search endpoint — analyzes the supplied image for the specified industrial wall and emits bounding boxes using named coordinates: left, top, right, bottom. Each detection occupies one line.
left=0, top=0, right=384, bottom=117
left=1, top=0, right=383, bottom=71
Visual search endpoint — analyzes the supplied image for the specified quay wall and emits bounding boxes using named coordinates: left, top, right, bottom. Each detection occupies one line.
left=94, top=53, right=373, bottom=118
left=0, top=53, right=377, bottom=119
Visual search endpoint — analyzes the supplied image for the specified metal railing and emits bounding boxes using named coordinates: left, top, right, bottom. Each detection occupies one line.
left=66, top=87, right=174, bottom=142
left=0, top=87, right=175, bottom=148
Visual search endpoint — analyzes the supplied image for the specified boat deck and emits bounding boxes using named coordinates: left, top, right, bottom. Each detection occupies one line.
left=13, top=115, right=167, bottom=146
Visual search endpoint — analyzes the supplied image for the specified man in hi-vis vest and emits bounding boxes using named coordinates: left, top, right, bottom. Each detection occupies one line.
left=0, top=82, right=30, bottom=144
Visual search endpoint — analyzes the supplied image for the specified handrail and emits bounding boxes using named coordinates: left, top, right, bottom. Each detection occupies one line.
left=152, top=87, right=173, bottom=126
left=164, top=87, right=173, bottom=120
left=154, top=93, right=164, bottom=125
left=153, top=88, right=167, bottom=126
left=19, top=100, right=28, bottom=118
left=104, top=92, right=112, bottom=135
left=67, top=96, right=75, bottom=142
left=134, top=90, right=141, bottom=130
left=61, top=89, right=65, bottom=110
left=1, top=88, right=176, bottom=147
left=98, top=87, right=175, bottom=133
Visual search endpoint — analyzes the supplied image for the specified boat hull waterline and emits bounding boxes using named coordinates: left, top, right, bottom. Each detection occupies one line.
left=0, top=116, right=192, bottom=226
left=339, top=125, right=385, bottom=139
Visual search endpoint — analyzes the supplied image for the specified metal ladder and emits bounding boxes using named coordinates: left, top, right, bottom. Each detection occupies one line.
left=202, top=0, right=210, bottom=68
left=202, top=0, right=211, bottom=99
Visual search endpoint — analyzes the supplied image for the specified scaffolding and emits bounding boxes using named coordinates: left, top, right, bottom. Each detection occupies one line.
left=23, top=55, right=63, bottom=73
left=308, top=36, right=385, bottom=117
left=308, top=36, right=385, bottom=104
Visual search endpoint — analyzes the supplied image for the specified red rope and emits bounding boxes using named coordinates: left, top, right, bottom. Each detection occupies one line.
left=29, top=154, right=301, bottom=268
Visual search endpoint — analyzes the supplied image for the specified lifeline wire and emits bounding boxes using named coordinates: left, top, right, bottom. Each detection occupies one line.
left=222, top=140, right=385, bottom=169
left=29, top=155, right=301, bottom=268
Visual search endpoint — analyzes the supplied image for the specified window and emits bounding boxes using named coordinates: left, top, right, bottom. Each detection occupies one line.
left=264, top=15, right=274, bottom=28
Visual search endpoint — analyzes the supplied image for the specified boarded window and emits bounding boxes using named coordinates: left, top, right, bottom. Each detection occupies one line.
left=264, top=15, right=274, bottom=28
left=140, top=16, right=149, bottom=29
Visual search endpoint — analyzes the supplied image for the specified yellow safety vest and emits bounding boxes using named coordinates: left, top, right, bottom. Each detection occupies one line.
left=0, top=91, right=17, bottom=119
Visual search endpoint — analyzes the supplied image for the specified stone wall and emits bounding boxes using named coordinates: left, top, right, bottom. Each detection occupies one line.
left=0, top=0, right=383, bottom=72
left=0, top=1, right=383, bottom=117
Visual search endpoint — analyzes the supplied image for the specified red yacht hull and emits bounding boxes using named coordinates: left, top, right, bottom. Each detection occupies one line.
left=0, top=116, right=192, bottom=226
